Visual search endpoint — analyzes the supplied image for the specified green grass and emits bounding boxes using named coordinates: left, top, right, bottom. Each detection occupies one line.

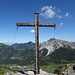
left=0, top=64, right=20, bottom=75
left=40, top=64, right=67, bottom=74
left=0, top=64, right=67, bottom=75
left=40, top=64, right=59, bottom=73
left=0, top=68, right=11, bottom=75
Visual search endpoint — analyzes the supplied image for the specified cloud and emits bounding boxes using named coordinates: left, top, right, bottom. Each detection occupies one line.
left=56, top=15, right=62, bottom=18
left=64, top=12, right=73, bottom=19
left=65, top=33, right=69, bottom=36
left=64, top=13, right=69, bottom=17
left=60, top=23, right=63, bottom=25
left=40, top=6, right=56, bottom=18
left=40, top=6, right=72, bottom=19
left=30, top=30, right=35, bottom=34
left=59, top=23, right=63, bottom=27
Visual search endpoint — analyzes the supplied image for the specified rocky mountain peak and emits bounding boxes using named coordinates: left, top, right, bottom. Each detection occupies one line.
left=40, top=38, right=75, bottom=55
left=26, top=41, right=35, bottom=45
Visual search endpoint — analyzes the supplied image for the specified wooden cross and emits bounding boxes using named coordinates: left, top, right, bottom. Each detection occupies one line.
left=16, top=12, right=56, bottom=74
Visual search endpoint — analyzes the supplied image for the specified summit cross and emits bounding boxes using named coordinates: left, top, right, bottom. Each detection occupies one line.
left=16, top=12, right=56, bottom=74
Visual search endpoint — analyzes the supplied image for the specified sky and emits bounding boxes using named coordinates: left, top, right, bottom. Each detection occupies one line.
left=0, top=0, right=75, bottom=44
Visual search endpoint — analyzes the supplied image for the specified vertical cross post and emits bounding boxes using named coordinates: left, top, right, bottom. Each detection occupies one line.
left=35, top=12, right=40, bottom=74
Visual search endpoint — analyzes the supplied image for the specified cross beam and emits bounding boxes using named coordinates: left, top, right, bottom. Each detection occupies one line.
left=16, top=12, right=56, bottom=74
left=17, top=22, right=55, bottom=27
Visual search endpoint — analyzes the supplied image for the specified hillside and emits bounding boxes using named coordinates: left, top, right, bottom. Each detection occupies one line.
left=40, top=38, right=75, bottom=55
left=12, top=41, right=35, bottom=50
left=0, top=38, right=75, bottom=65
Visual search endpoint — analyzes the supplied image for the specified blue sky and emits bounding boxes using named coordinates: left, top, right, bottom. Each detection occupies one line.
left=0, top=0, right=75, bottom=44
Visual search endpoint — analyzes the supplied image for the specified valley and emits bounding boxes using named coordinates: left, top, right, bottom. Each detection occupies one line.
left=0, top=38, right=75, bottom=75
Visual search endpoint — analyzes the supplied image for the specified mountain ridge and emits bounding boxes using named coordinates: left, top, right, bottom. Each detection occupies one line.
left=0, top=38, right=75, bottom=65
left=40, top=38, right=75, bottom=55
left=11, top=41, right=35, bottom=50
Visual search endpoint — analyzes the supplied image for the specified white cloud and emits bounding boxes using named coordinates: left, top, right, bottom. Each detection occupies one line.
left=40, top=6, right=72, bottom=19
left=56, top=15, right=62, bottom=18
left=64, top=12, right=73, bottom=19
left=30, top=30, right=35, bottom=34
left=59, top=23, right=63, bottom=27
left=60, top=23, right=63, bottom=25
left=40, top=6, right=56, bottom=18
left=65, top=13, right=69, bottom=17
left=65, top=33, right=69, bottom=36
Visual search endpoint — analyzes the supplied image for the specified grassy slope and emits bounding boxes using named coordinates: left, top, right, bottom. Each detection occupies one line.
left=0, top=64, right=20, bottom=75
left=40, top=64, right=59, bottom=73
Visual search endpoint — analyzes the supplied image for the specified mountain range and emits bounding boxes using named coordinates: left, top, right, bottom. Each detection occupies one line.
left=0, top=38, right=75, bottom=65
left=40, top=38, right=75, bottom=55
